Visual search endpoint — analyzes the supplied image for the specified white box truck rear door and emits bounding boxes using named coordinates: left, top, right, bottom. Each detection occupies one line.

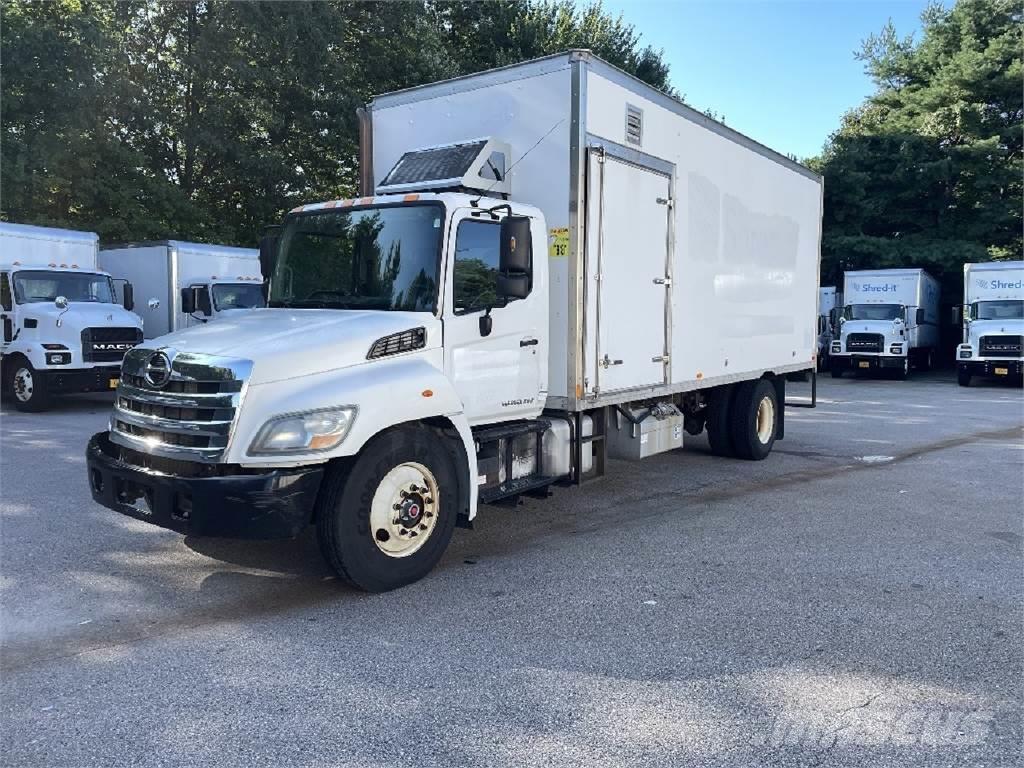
left=587, top=150, right=671, bottom=394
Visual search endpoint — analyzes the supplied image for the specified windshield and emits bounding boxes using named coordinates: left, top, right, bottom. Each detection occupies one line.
left=270, top=203, right=443, bottom=312
left=13, top=270, right=115, bottom=304
left=844, top=304, right=904, bottom=321
left=972, top=300, right=1024, bottom=320
left=212, top=283, right=266, bottom=311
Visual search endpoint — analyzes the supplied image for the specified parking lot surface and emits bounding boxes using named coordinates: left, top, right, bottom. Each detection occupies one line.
left=1, top=372, right=1022, bottom=767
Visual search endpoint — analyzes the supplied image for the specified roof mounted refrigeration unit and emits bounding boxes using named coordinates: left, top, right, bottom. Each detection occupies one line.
left=375, top=138, right=512, bottom=198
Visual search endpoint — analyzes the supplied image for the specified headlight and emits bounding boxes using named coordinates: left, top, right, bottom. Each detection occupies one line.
left=249, top=407, right=357, bottom=455
left=960, top=349, right=972, bottom=359
left=889, top=344, right=903, bottom=355
left=831, top=342, right=841, bottom=353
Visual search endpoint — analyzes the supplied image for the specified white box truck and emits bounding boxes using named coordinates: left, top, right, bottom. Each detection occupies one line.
left=830, top=268, right=939, bottom=379
left=1, top=222, right=143, bottom=411
left=98, top=241, right=264, bottom=338
left=956, top=260, right=1023, bottom=386
left=85, top=52, right=822, bottom=591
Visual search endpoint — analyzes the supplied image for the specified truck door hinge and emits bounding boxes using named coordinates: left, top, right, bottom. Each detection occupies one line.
left=651, top=355, right=670, bottom=363
left=653, top=277, right=672, bottom=286
left=656, top=197, right=673, bottom=207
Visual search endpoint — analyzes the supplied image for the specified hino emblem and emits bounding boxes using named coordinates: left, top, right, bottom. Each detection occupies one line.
left=144, top=352, right=172, bottom=388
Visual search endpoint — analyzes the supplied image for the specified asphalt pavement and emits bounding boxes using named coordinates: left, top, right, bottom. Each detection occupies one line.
left=1, top=371, right=1022, bottom=767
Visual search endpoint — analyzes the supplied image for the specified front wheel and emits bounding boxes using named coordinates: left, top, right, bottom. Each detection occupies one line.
left=316, top=426, right=459, bottom=592
left=894, top=357, right=909, bottom=381
left=958, top=369, right=971, bottom=387
left=4, top=358, right=51, bottom=412
left=729, top=378, right=778, bottom=461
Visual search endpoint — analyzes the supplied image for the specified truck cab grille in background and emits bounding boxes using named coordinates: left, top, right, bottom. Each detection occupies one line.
left=846, top=333, right=883, bottom=353
left=110, top=349, right=251, bottom=462
left=81, top=327, right=143, bottom=362
left=980, top=335, right=1023, bottom=358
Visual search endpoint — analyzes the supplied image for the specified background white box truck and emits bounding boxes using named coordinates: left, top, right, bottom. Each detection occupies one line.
left=85, top=51, right=822, bottom=591
left=830, top=268, right=940, bottom=379
left=0, top=222, right=142, bottom=411
left=99, top=241, right=264, bottom=339
left=956, top=260, right=1023, bottom=386
left=817, top=286, right=840, bottom=370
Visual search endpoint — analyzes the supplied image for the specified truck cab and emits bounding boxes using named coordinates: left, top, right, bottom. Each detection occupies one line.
left=1, top=223, right=142, bottom=411
left=956, top=261, right=1024, bottom=386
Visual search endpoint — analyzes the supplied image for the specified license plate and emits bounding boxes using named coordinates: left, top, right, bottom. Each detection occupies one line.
left=995, top=367, right=1008, bottom=376
left=109, top=378, right=119, bottom=389
left=859, top=361, right=870, bottom=369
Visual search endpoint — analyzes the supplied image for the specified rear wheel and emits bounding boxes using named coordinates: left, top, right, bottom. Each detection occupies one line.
left=316, top=426, right=458, bottom=592
left=4, top=357, right=51, bottom=412
left=730, top=379, right=778, bottom=461
left=705, top=385, right=736, bottom=457
left=958, top=369, right=971, bottom=387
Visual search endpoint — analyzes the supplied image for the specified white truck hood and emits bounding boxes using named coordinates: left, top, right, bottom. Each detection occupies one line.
left=24, top=302, right=141, bottom=333
left=149, top=308, right=441, bottom=385
left=968, top=318, right=1024, bottom=345
left=841, top=319, right=903, bottom=340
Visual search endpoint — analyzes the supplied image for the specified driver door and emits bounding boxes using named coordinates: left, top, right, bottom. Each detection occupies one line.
left=443, top=210, right=545, bottom=425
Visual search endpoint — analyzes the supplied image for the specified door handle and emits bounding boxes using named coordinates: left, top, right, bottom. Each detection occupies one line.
left=520, top=338, right=538, bottom=347
left=600, top=354, right=623, bottom=368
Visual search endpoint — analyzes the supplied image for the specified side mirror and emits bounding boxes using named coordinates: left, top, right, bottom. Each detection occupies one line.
left=123, top=281, right=135, bottom=311
left=196, top=286, right=213, bottom=316
left=55, top=295, right=69, bottom=310
left=497, top=215, right=532, bottom=301
left=180, top=287, right=196, bottom=315
left=915, top=307, right=924, bottom=325
left=259, top=226, right=280, bottom=288
left=951, top=306, right=963, bottom=325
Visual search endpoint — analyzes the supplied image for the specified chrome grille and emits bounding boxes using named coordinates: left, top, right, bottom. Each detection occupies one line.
left=110, top=348, right=252, bottom=462
left=980, top=335, right=1023, bottom=358
left=847, top=333, right=883, bottom=353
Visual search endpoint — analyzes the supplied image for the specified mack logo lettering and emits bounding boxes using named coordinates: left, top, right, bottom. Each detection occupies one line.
left=92, top=342, right=136, bottom=351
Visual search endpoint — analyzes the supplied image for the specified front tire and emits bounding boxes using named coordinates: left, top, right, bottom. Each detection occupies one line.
left=894, top=357, right=909, bottom=381
left=958, top=369, right=971, bottom=387
left=316, top=426, right=459, bottom=592
left=4, top=357, right=51, bottom=412
left=729, top=379, right=778, bottom=461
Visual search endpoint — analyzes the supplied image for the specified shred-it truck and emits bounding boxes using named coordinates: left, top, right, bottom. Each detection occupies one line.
left=98, top=241, right=264, bottom=339
left=830, top=268, right=939, bottom=379
left=956, top=260, right=1023, bottom=386
left=1, top=222, right=143, bottom=411
left=85, top=52, right=822, bottom=591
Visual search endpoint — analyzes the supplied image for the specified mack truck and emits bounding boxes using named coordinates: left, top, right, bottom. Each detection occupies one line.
left=955, top=260, right=1023, bottom=387
left=85, top=52, right=822, bottom=592
left=829, top=268, right=939, bottom=380
left=1, top=222, right=143, bottom=412
left=98, top=241, right=264, bottom=339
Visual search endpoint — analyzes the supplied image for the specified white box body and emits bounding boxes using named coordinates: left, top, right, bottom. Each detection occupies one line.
left=369, top=51, right=822, bottom=412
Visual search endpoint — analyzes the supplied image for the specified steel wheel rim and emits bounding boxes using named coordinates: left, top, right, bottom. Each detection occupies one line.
left=369, top=461, right=439, bottom=558
left=13, top=367, right=34, bottom=402
left=756, top=396, right=774, bottom=444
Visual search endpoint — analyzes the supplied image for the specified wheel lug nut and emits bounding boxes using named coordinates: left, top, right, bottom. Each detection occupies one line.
left=424, top=511, right=433, bottom=518
left=400, top=490, right=408, bottom=498
left=419, top=524, right=427, bottom=531
left=393, top=503, right=402, bottom=510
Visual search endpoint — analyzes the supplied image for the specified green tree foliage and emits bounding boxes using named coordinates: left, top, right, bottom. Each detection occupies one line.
left=1, top=0, right=670, bottom=245
left=815, top=0, right=1022, bottom=301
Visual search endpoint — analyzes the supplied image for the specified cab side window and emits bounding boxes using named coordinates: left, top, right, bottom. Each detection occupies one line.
left=0, top=273, right=11, bottom=311
left=452, top=220, right=502, bottom=315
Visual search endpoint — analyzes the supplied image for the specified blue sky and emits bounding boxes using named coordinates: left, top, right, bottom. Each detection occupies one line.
left=602, top=0, right=940, bottom=160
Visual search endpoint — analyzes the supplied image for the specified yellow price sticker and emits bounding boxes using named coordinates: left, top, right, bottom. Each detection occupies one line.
left=548, top=227, right=570, bottom=258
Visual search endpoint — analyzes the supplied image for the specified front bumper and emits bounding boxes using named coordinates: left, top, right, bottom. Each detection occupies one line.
left=43, top=366, right=121, bottom=394
left=959, top=359, right=1024, bottom=378
left=86, top=432, right=324, bottom=539
left=831, top=354, right=905, bottom=371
